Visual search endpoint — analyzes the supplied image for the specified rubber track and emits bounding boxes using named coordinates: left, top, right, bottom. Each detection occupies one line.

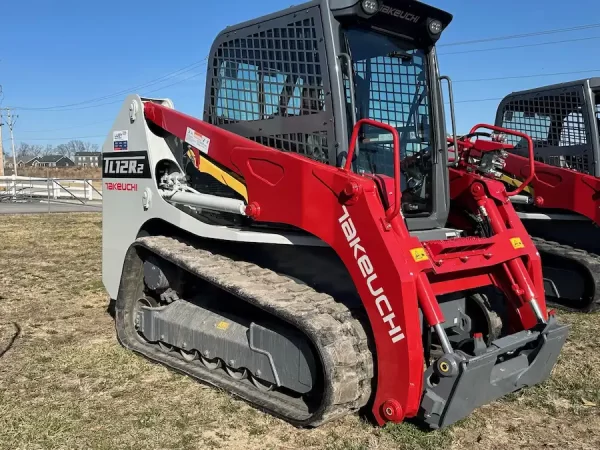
left=122, top=235, right=374, bottom=427
left=532, top=237, right=600, bottom=313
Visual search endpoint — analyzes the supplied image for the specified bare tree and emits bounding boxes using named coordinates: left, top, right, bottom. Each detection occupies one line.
left=43, top=144, right=54, bottom=156
left=16, top=143, right=44, bottom=160
left=53, top=140, right=100, bottom=158
left=54, top=143, right=70, bottom=158
left=16, top=143, right=32, bottom=159
left=16, top=140, right=100, bottom=160
left=82, top=141, right=99, bottom=152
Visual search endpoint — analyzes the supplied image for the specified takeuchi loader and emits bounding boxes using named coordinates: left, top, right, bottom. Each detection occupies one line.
left=493, top=78, right=600, bottom=312
left=101, top=0, right=569, bottom=430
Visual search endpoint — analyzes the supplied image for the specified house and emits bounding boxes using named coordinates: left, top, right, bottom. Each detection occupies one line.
left=4, top=159, right=26, bottom=169
left=34, top=155, right=75, bottom=168
left=74, top=152, right=101, bottom=168
left=24, top=156, right=40, bottom=167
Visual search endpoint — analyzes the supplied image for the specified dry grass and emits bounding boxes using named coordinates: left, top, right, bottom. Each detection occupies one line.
left=0, top=213, right=599, bottom=449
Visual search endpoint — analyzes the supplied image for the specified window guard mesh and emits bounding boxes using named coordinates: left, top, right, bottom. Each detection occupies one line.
left=206, top=13, right=330, bottom=163
left=500, top=90, right=592, bottom=174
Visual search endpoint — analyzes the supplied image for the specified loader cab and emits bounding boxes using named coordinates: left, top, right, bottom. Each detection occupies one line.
left=495, top=78, right=600, bottom=177
left=203, top=0, right=453, bottom=232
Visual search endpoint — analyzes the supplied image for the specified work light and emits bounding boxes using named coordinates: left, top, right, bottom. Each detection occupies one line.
left=428, top=19, right=443, bottom=35
left=361, top=0, right=380, bottom=15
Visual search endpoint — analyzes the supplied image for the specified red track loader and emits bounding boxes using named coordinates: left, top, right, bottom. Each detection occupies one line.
left=102, top=0, right=569, bottom=430
left=493, top=78, right=600, bottom=312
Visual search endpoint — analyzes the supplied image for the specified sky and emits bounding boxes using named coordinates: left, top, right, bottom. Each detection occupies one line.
left=1, top=0, right=600, bottom=153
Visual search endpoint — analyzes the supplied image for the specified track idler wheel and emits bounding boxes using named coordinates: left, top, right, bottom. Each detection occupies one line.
left=134, top=297, right=158, bottom=343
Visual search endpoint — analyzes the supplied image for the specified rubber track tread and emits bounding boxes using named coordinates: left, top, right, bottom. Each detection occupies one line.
left=125, top=235, right=374, bottom=427
left=532, top=237, right=600, bottom=313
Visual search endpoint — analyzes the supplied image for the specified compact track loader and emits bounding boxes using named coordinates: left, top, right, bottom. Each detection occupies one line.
left=494, top=78, right=600, bottom=312
left=102, top=0, right=569, bottom=430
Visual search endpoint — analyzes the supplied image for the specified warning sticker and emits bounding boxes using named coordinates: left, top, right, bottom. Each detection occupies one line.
left=216, top=321, right=230, bottom=331
left=510, top=237, right=525, bottom=249
left=410, top=248, right=429, bottom=263
left=185, top=127, right=211, bottom=154
left=113, top=130, right=129, bottom=151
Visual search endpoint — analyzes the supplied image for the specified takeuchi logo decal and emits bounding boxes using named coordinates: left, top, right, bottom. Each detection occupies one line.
left=379, top=4, right=420, bottom=24
left=338, top=205, right=405, bottom=344
left=105, top=182, right=138, bottom=192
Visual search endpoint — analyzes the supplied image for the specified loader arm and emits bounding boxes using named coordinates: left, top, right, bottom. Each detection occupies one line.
left=503, top=153, right=600, bottom=224
left=140, top=99, right=566, bottom=426
left=145, top=101, right=428, bottom=421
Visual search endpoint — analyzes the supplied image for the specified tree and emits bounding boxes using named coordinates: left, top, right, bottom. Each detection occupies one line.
left=16, top=143, right=44, bottom=160
left=54, top=140, right=99, bottom=158
left=15, top=140, right=100, bottom=160
left=54, top=143, right=70, bottom=158
left=81, top=141, right=99, bottom=152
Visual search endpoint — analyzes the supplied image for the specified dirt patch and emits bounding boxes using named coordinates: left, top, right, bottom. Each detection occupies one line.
left=0, top=213, right=598, bottom=449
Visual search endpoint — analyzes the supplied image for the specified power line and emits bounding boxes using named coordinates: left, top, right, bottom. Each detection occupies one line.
left=12, top=58, right=208, bottom=111
left=11, top=22, right=600, bottom=133
left=439, top=23, right=600, bottom=47
left=1, top=95, right=546, bottom=142
left=15, top=33, right=600, bottom=114
left=12, top=22, right=600, bottom=113
left=440, top=35, right=600, bottom=56
left=453, top=68, right=600, bottom=83
left=19, top=120, right=113, bottom=134
left=454, top=97, right=503, bottom=104
left=13, top=71, right=206, bottom=113
left=19, top=134, right=106, bottom=141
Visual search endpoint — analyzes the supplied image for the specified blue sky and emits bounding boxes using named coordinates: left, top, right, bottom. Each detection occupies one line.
left=1, top=0, right=600, bottom=151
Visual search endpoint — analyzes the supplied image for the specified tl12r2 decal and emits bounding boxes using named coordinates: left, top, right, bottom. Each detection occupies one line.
left=102, top=151, right=151, bottom=179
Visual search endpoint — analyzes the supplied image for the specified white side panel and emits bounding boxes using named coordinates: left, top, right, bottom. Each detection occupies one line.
left=102, top=95, right=324, bottom=300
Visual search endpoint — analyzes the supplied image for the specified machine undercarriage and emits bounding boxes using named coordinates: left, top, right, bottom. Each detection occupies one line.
left=117, top=233, right=514, bottom=427
left=118, top=236, right=373, bottom=426
left=524, top=229, right=600, bottom=313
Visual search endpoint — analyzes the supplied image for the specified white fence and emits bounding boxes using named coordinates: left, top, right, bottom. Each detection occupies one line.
left=0, top=175, right=102, bottom=203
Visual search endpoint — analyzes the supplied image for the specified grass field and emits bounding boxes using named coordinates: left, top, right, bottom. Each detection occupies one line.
left=0, top=213, right=599, bottom=449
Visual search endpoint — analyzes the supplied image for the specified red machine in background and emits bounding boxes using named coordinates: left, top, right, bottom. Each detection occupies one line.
left=494, top=79, right=600, bottom=312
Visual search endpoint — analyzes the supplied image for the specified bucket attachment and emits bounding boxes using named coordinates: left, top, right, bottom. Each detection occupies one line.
left=418, top=315, right=569, bottom=429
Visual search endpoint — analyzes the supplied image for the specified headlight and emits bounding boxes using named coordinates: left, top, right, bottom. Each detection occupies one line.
left=428, top=19, right=443, bottom=35
left=361, top=0, right=380, bottom=15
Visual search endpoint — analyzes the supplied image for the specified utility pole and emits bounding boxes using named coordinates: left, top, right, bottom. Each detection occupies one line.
left=0, top=109, right=4, bottom=176
left=1, top=108, right=18, bottom=177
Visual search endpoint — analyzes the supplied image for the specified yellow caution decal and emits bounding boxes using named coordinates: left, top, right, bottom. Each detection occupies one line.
left=410, top=247, right=429, bottom=262
left=499, top=174, right=535, bottom=196
left=216, top=321, right=230, bottom=331
left=187, top=149, right=249, bottom=202
left=510, top=237, right=525, bottom=249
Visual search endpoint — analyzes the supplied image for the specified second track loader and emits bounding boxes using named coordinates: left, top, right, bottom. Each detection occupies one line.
left=494, top=78, right=600, bottom=312
left=101, top=0, right=569, bottom=430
